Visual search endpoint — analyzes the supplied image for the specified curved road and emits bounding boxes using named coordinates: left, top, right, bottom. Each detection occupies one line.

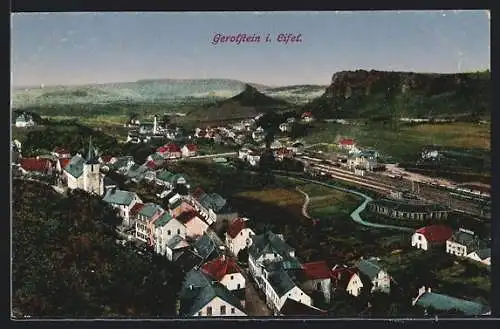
left=276, top=174, right=416, bottom=233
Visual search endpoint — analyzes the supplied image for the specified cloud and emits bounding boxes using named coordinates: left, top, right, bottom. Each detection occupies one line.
left=60, top=37, right=68, bottom=43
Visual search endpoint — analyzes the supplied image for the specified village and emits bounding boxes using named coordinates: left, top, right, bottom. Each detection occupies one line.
left=11, top=110, right=491, bottom=318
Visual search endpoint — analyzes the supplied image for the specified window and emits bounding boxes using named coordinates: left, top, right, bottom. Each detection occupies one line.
left=198, top=311, right=202, bottom=316
left=316, top=283, right=321, bottom=290
left=231, top=308, right=235, bottom=314
left=241, top=232, right=243, bottom=236
left=177, top=229, right=181, bottom=235
left=167, top=230, right=171, bottom=235
left=237, top=284, right=241, bottom=289
left=231, top=275, right=234, bottom=280
left=206, top=307, right=212, bottom=316
left=220, top=306, right=226, bottom=315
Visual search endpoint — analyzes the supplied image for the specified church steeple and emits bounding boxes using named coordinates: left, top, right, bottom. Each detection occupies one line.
left=86, top=136, right=99, bottom=164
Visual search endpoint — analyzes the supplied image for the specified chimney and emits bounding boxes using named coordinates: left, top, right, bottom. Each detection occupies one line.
left=189, top=284, right=193, bottom=290
left=153, top=115, right=158, bottom=135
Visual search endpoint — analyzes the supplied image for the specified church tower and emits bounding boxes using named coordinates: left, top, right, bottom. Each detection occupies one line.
left=83, top=136, right=104, bottom=196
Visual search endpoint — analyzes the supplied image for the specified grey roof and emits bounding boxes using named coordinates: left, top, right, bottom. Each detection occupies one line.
left=179, top=270, right=243, bottom=316
left=263, top=256, right=303, bottom=272
left=103, top=189, right=137, bottom=206
left=199, top=193, right=227, bottom=213
left=476, top=248, right=491, bottom=260
left=64, top=155, right=85, bottom=178
left=415, top=292, right=489, bottom=316
left=356, top=258, right=385, bottom=281
left=267, top=270, right=297, bottom=297
left=249, top=231, right=294, bottom=260
left=193, top=234, right=218, bottom=260
left=138, top=203, right=163, bottom=219
left=449, top=231, right=480, bottom=250
left=166, top=235, right=187, bottom=249
left=126, top=164, right=150, bottom=180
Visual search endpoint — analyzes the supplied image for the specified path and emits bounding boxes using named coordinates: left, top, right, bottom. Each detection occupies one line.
left=296, top=187, right=311, bottom=219
left=189, top=152, right=238, bottom=160
left=275, top=173, right=415, bottom=233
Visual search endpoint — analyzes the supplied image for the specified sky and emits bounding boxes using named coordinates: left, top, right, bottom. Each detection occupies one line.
left=11, top=11, right=491, bottom=87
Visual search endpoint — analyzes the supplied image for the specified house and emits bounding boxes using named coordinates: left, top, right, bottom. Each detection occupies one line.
left=331, top=265, right=364, bottom=297
left=279, top=298, right=326, bottom=316
left=178, top=269, right=246, bottom=317
left=157, top=144, right=182, bottom=159
left=177, top=210, right=209, bottom=239
left=102, top=188, right=142, bottom=227
left=289, top=142, right=304, bottom=155
left=155, top=170, right=187, bottom=189
left=106, top=156, right=135, bottom=173
left=19, top=158, right=54, bottom=176
left=446, top=228, right=480, bottom=257
left=15, top=114, right=35, bottom=127
left=153, top=211, right=186, bottom=256
left=201, top=255, right=246, bottom=305
left=300, top=261, right=332, bottom=303
left=252, top=127, right=266, bottom=142
left=193, top=233, right=221, bottom=262
left=126, top=164, right=152, bottom=183
left=412, top=286, right=490, bottom=316
left=182, top=144, right=198, bottom=158
left=63, top=138, right=104, bottom=196
left=347, top=151, right=379, bottom=171
left=279, top=122, right=292, bottom=132
left=338, top=139, right=356, bottom=151
left=355, top=257, right=391, bottom=294
left=51, top=147, right=71, bottom=159
left=248, top=231, right=296, bottom=287
left=270, top=140, right=283, bottom=150
left=466, top=248, right=491, bottom=266
left=174, top=249, right=204, bottom=272
left=238, top=148, right=251, bottom=161
left=170, top=200, right=195, bottom=218
left=146, top=153, right=166, bottom=166
left=301, top=112, right=314, bottom=123
left=194, top=128, right=207, bottom=139
left=135, top=203, right=164, bottom=244
left=247, top=150, right=262, bottom=167
left=225, top=217, right=255, bottom=257
left=412, top=225, right=454, bottom=251
left=164, top=234, right=190, bottom=261
left=263, top=270, right=312, bottom=315
left=274, top=148, right=294, bottom=161
left=55, top=157, right=71, bottom=173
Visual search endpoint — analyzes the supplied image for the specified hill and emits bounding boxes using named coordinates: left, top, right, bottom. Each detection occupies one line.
left=12, top=180, right=183, bottom=317
left=186, top=84, right=291, bottom=121
left=303, top=70, right=491, bottom=120
left=261, top=85, right=328, bottom=104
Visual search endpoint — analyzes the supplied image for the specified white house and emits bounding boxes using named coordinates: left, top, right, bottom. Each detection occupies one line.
left=263, top=270, right=312, bottom=315
left=247, top=153, right=261, bottom=167
left=153, top=212, right=187, bottom=256
left=411, top=225, right=453, bottom=251
left=356, top=257, right=391, bottom=294
left=179, top=270, right=246, bottom=317
left=102, top=188, right=142, bottom=227
left=279, top=123, right=292, bottom=132
left=15, top=114, right=35, bottom=128
left=248, top=231, right=295, bottom=287
left=446, top=228, right=480, bottom=257
left=238, top=148, right=251, bottom=161
left=181, top=144, right=198, bottom=158
left=225, top=217, right=255, bottom=256
left=201, top=255, right=246, bottom=306
left=176, top=210, right=209, bottom=239
left=331, top=265, right=364, bottom=297
left=300, top=261, right=333, bottom=303
left=135, top=203, right=164, bottom=244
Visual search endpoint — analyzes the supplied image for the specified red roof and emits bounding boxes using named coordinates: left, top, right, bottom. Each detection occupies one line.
left=157, top=144, right=181, bottom=153
left=20, top=158, right=53, bottom=173
left=191, top=187, right=206, bottom=200
left=415, top=225, right=453, bottom=243
left=145, top=161, right=156, bottom=169
left=302, top=261, right=332, bottom=280
left=183, top=144, right=198, bottom=152
left=53, top=147, right=70, bottom=154
left=130, top=203, right=145, bottom=217
left=301, top=112, right=313, bottom=117
left=59, top=158, right=71, bottom=170
left=100, top=155, right=113, bottom=163
left=227, top=218, right=247, bottom=239
left=339, top=139, right=355, bottom=145
left=176, top=210, right=199, bottom=224
left=201, top=256, right=242, bottom=281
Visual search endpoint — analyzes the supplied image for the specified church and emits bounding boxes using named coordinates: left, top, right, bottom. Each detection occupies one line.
left=63, top=137, right=105, bottom=196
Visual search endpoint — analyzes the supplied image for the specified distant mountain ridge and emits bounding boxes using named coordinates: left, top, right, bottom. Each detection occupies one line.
left=304, top=69, right=491, bottom=119
left=12, top=78, right=325, bottom=108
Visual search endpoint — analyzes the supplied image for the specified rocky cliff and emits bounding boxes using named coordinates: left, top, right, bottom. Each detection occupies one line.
left=304, top=69, right=490, bottom=119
